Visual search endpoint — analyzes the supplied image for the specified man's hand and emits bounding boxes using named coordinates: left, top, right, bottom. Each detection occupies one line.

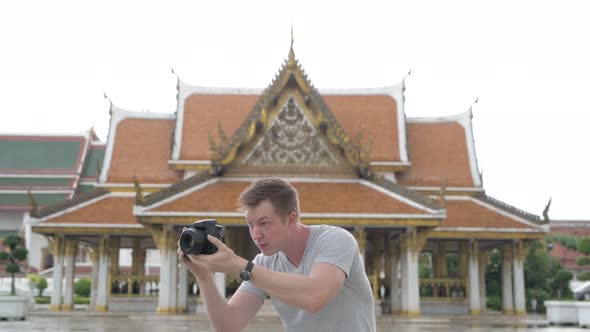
left=187, top=235, right=248, bottom=275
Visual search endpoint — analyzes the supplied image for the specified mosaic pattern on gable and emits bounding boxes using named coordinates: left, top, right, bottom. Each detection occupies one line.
left=243, top=97, right=341, bottom=167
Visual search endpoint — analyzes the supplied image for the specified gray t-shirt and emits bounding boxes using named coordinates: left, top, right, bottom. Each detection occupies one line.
left=237, top=225, right=376, bottom=332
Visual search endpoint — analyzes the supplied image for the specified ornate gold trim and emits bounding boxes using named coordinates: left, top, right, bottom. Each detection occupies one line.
left=431, top=231, right=544, bottom=240
left=95, top=305, right=108, bottom=312
left=32, top=226, right=150, bottom=236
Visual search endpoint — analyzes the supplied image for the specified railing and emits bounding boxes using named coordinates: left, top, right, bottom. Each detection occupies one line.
left=110, top=275, right=160, bottom=297
left=419, top=278, right=467, bottom=300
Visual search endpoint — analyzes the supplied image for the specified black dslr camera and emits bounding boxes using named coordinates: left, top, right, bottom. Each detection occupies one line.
left=179, top=219, right=224, bottom=255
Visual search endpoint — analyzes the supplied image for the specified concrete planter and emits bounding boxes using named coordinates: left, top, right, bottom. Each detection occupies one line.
left=0, top=296, right=29, bottom=320
left=577, top=302, right=590, bottom=327
left=545, top=301, right=578, bottom=325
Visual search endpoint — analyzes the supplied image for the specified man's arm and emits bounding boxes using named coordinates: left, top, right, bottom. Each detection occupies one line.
left=250, top=261, right=346, bottom=313
left=178, top=248, right=263, bottom=332
left=192, top=237, right=347, bottom=313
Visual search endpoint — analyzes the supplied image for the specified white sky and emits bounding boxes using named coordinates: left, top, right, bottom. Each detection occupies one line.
left=1, top=0, right=589, bottom=220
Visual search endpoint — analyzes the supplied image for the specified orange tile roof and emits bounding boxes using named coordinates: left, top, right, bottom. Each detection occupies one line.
left=180, top=94, right=259, bottom=160
left=178, top=94, right=401, bottom=162
left=442, top=199, right=534, bottom=229
left=323, top=95, right=400, bottom=162
left=150, top=180, right=428, bottom=215
left=107, top=118, right=181, bottom=184
left=397, top=122, right=474, bottom=187
left=43, top=196, right=137, bottom=224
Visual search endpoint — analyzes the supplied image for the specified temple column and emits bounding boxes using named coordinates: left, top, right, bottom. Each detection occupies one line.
left=437, top=242, right=447, bottom=278
left=178, top=264, right=189, bottom=313
left=457, top=241, right=468, bottom=299
left=468, top=240, right=481, bottom=315
left=513, top=241, right=528, bottom=315
left=478, top=250, right=489, bottom=312
left=88, top=246, right=99, bottom=309
left=399, top=228, right=428, bottom=316
left=110, top=237, right=120, bottom=277
left=215, top=272, right=226, bottom=298
left=502, top=245, right=514, bottom=315
left=390, top=241, right=401, bottom=314
left=131, top=238, right=146, bottom=276
left=48, top=236, right=65, bottom=311
left=355, top=226, right=367, bottom=262
left=62, top=239, right=78, bottom=311
left=149, top=225, right=179, bottom=314
left=96, top=236, right=110, bottom=312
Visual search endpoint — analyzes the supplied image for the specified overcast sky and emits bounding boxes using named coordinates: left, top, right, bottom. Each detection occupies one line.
left=1, top=0, right=588, bottom=220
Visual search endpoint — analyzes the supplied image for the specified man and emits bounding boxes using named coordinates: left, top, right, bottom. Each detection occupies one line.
left=178, top=178, right=376, bottom=332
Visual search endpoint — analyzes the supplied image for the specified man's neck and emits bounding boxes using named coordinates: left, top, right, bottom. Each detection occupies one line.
left=284, top=224, right=311, bottom=268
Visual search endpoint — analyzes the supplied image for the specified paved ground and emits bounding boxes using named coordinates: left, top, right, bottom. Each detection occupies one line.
left=0, top=311, right=582, bottom=332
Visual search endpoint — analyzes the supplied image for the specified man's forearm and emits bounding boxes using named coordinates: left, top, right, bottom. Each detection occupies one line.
left=249, top=265, right=338, bottom=313
left=194, top=272, right=231, bottom=331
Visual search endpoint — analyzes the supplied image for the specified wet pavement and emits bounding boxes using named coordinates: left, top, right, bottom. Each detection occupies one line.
left=0, top=314, right=586, bottom=332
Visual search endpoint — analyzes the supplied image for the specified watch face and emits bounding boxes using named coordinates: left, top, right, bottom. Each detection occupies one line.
left=240, top=270, right=251, bottom=281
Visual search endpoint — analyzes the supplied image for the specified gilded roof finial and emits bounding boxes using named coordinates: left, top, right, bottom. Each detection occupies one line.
left=288, top=25, right=296, bottom=69
left=542, top=196, right=552, bottom=224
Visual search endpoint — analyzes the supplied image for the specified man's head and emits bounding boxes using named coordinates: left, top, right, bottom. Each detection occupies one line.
left=239, top=178, right=300, bottom=255
left=239, top=178, right=300, bottom=220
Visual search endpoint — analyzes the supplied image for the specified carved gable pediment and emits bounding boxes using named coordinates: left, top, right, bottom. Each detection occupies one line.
left=242, top=97, right=341, bottom=169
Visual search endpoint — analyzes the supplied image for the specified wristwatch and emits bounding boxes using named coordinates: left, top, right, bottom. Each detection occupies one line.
left=239, top=261, right=254, bottom=281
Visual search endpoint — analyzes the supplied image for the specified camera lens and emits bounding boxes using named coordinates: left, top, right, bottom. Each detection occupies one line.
left=179, top=228, right=206, bottom=255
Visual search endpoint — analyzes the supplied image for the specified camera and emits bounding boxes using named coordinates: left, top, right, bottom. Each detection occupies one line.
left=179, top=219, right=225, bottom=255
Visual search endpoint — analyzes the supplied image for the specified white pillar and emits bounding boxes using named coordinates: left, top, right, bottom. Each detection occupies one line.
left=89, top=246, right=99, bottom=309
left=468, top=240, right=481, bottom=315
left=215, top=273, right=226, bottom=298
left=62, top=240, right=77, bottom=311
left=502, top=246, right=514, bottom=315
left=178, top=264, right=188, bottom=313
left=96, top=236, right=110, bottom=312
left=406, top=249, right=420, bottom=316
left=157, top=246, right=179, bottom=314
left=513, top=241, right=527, bottom=315
left=478, top=251, right=488, bottom=312
left=399, top=249, right=408, bottom=314
left=49, top=237, right=64, bottom=311
left=390, top=247, right=401, bottom=314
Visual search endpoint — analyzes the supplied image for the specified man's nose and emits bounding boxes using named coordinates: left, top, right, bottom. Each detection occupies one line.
left=252, top=226, right=263, bottom=239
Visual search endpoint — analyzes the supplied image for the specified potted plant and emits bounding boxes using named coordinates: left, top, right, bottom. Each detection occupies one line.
left=0, top=235, right=29, bottom=320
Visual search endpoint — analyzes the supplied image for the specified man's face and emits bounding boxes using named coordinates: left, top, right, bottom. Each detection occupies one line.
left=245, top=200, right=291, bottom=256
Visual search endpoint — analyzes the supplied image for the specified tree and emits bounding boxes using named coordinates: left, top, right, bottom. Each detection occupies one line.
left=576, top=237, right=590, bottom=281
left=525, top=240, right=572, bottom=312
left=0, top=235, right=29, bottom=296
left=74, top=278, right=91, bottom=297
left=27, top=274, right=48, bottom=297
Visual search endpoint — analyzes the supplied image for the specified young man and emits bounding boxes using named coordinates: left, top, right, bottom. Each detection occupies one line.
left=178, top=178, right=376, bottom=332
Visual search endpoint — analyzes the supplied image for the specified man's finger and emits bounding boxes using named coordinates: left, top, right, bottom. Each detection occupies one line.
left=207, top=235, right=224, bottom=248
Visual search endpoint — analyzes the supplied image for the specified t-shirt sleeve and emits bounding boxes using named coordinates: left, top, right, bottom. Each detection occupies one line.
left=235, top=253, right=267, bottom=300
left=313, top=228, right=358, bottom=277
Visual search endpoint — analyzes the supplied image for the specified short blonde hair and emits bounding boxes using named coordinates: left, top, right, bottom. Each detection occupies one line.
left=238, top=178, right=300, bottom=218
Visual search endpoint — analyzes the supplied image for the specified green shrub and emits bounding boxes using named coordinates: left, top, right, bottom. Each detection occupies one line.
left=578, top=272, right=590, bottom=281
left=486, top=295, right=502, bottom=311
left=74, top=278, right=91, bottom=297
left=35, top=296, right=50, bottom=304
left=578, top=238, right=590, bottom=255
left=74, top=296, right=90, bottom=304
left=577, top=257, right=590, bottom=266
left=0, top=235, right=28, bottom=295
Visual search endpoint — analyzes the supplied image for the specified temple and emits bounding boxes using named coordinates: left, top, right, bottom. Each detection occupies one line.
left=25, top=41, right=547, bottom=316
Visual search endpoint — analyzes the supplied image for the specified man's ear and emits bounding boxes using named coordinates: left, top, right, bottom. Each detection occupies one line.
left=288, top=211, right=298, bottom=225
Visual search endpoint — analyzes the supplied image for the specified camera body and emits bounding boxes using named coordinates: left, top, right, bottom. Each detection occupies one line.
left=179, top=219, right=224, bottom=255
